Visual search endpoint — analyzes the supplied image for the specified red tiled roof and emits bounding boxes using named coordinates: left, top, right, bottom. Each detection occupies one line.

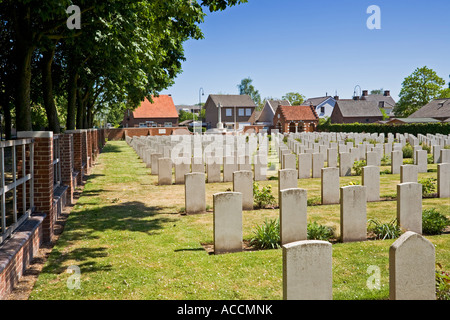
left=278, top=105, right=319, bottom=121
left=133, top=95, right=179, bottom=119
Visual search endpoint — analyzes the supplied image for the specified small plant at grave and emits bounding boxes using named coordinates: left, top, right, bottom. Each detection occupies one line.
left=422, top=208, right=450, bottom=235
left=368, top=139, right=378, bottom=145
left=253, top=182, right=276, bottom=209
left=249, top=218, right=281, bottom=250
left=352, top=160, right=366, bottom=176
left=380, top=169, right=391, bottom=175
left=402, top=143, right=413, bottom=158
left=419, top=178, right=437, bottom=197
left=444, top=145, right=450, bottom=150
left=307, top=222, right=335, bottom=241
left=381, top=155, right=391, bottom=166
left=306, top=196, right=321, bottom=206
left=346, top=180, right=360, bottom=186
left=427, top=154, right=434, bottom=164
left=436, top=263, right=450, bottom=300
left=344, top=138, right=355, bottom=145
left=368, top=219, right=402, bottom=240
left=420, top=143, right=431, bottom=154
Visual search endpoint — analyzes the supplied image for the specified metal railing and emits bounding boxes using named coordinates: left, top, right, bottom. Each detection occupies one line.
left=53, top=134, right=62, bottom=190
left=0, top=138, right=34, bottom=244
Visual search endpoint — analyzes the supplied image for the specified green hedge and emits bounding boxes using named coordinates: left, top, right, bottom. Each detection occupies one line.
left=318, top=122, right=450, bottom=135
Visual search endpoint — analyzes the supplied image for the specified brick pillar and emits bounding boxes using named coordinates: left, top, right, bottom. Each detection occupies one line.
left=66, top=130, right=84, bottom=185
left=81, top=130, right=89, bottom=175
left=86, top=130, right=92, bottom=170
left=17, top=131, right=54, bottom=243
left=60, top=134, right=74, bottom=205
left=92, top=129, right=98, bottom=163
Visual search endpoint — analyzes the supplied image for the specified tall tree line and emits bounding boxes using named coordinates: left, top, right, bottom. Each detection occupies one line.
left=0, top=0, right=246, bottom=138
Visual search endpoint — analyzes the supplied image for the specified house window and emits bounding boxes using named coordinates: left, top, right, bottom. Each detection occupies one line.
left=321, top=107, right=325, bottom=114
left=238, top=108, right=244, bottom=116
left=245, top=108, right=252, bottom=116
left=164, top=122, right=173, bottom=127
left=226, top=109, right=233, bottom=117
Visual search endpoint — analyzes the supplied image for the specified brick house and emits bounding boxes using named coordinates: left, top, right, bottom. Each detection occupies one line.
left=122, top=95, right=179, bottom=128
left=330, top=99, right=383, bottom=124
left=204, top=94, right=256, bottom=130
left=273, top=105, right=319, bottom=133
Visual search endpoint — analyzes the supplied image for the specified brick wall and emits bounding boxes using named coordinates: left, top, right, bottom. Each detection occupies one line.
left=60, top=134, right=74, bottom=205
left=0, top=214, right=45, bottom=300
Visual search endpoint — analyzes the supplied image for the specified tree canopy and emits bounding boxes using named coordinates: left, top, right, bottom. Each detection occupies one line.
left=282, top=92, right=305, bottom=106
left=238, top=77, right=261, bottom=107
left=394, top=66, right=448, bottom=117
left=0, top=0, right=247, bottom=136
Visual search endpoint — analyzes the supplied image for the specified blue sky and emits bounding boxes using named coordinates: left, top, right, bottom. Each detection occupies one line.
left=161, top=0, right=450, bottom=105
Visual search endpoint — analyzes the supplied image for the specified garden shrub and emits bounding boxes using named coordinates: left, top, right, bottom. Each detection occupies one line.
left=352, top=160, right=366, bottom=176
left=253, top=182, right=276, bottom=209
left=307, top=222, right=335, bottom=241
left=436, top=263, right=450, bottom=300
left=250, top=218, right=280, bottom=250
left=402, top=143, right=413, bottom=158
left=422, top=208, right=450, bottom=235
left=368, top=219, right=402, bottom=240
left=419, top=178, right=437, bottom=197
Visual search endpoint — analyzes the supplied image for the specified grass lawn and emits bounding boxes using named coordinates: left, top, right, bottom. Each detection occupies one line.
left=29, top=141, right=450, bottom=300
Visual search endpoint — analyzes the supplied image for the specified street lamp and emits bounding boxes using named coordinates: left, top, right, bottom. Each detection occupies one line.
left=197, top=87, right=205, bottom=134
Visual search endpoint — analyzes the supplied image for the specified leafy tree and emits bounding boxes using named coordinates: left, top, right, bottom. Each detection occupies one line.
left=370, top=88, right=384, bottom=95
left=394, top=66, right=447, bottom=117
left=282, top=92, right=305, bottom=105
left=0, top=0, right=248, bottom=132
left=439, top=88, right=450, bottom=99
left=238, top=77, right=261, bottom=106
left=178, top=110, right=198, bottom=123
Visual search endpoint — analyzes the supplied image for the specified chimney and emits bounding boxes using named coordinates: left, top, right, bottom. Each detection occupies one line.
left=362, top=90, right=368, bottom=97
left=334, top=96, right=339, bottom=101
left=384, top=90, right=390, bottom=96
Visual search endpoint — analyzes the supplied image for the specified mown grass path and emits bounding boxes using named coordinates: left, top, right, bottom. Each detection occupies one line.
left=29, top=141, right=449, bottom=300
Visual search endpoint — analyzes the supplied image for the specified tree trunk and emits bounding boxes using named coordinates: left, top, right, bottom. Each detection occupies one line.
left=15, top=44, right=34, bottom=131
left=41, top=47, right=61, bottom=133
left=13, top=4, right=34, bottom=132
left=66, top=58, right=78, bottom=130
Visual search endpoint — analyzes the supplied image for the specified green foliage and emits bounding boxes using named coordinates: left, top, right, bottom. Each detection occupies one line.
left=238, top=77, right=261, bottom=106
left=381, top=155, right=391, bottom=166
left=436, top=263, right=450, bottom=300
left=394, top=66, right=448, bottom=117
left=249, top=218, right=280, bottom=250
left=317, top=122, right=450, bottom=136
left=422, top=208, right=450, bottom=235
left=307, top=222, right=335, bottom=241
left=253, top=182, right=276, bottom=209
left=420, top=143, right=431, bottom=154
left=306, top=196, right=321, bottom=206
left=178, top=109, right=198, bottom=123
left=402, top=143, right=413, bottom=158
left=282, top=92, right=305, bottom=106
left=419, top=178, right=437, bottom=197
left=352, top=160, right=366, bottom=176
left=368, top=219, right=402, bottom=240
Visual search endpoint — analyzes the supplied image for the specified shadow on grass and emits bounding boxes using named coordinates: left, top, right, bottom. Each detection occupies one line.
left=100, top=143, right=124, bottom=154
left=41, top=201, right=175, bottom=277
